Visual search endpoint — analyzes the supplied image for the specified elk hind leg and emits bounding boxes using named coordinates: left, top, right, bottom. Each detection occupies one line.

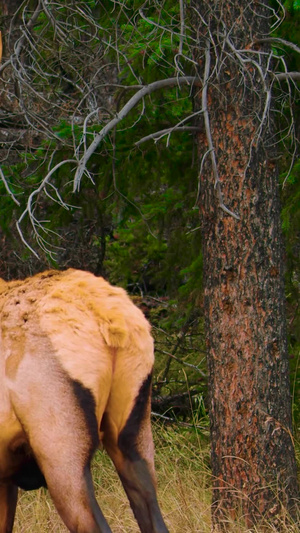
left=0, top=483, right=18, bottom=533
left=12, top=366, right=111, bottom=533
left=102, top=373, right=168, bottom=533
left=30, top=384, right=111, bottom=533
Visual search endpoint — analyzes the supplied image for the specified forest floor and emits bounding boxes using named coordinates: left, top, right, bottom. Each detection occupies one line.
left=14, top=424, right=299, bottom=533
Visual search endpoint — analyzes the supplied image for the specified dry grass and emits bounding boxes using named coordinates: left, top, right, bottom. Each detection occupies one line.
left=14, top=425, right=299, bottom=532
left=14, top=425, right=211, bottom=532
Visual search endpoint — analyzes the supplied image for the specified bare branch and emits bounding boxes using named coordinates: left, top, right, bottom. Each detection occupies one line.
left=0, top=1, right=43, bottom=75
left=135, top=126, right=202, bottom=146
left=151, top=411, right=208, bottom=430
left=254, top=37, right=300, bottom=55
left=156, top=348, right=206, bottom=376
left=275, top=72, right=300, bottom=82
left=0, top=166, right=21, bottom=206
left=194, top=149, right=213, bottom=207
left=179, top=0, right=185, bottom=55
left=73, top=76, right=201, bottom=191
left=17, top=159, right=77, bottom=257
left=138, top=8, right=196, bottom=43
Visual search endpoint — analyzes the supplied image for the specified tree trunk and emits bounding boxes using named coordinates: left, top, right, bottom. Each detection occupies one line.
left=191, top=0, right=299, bottom=528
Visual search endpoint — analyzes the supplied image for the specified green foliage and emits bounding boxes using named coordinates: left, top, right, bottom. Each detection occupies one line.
left=281, top=163, right=300, bottom=234
left=284, top=0, right=300, bottom=12
left=274, top=1, right=300, bottom=435
left=281, top=161, right=300, bottom=437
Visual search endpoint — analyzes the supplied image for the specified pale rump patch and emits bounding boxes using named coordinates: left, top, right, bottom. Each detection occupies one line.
left=0, top=269, right=168, bottom=533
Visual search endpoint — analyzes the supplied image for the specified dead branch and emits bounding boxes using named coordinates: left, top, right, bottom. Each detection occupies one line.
left=16, top=159, right=77, bottom=258
left=73, top=76, right=201, bottom=191
left=135, top=126, right=202, bottom=146
left=0, top=1, right=43, bottom=75
left=254, top=37, right=300, bottom=55
left=275, top=72, right=300, bottom=82
left=0, top=166, right=20, bottom=206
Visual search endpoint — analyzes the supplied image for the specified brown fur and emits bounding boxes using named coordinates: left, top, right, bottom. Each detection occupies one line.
left=0, top=269, right=168, bottom=533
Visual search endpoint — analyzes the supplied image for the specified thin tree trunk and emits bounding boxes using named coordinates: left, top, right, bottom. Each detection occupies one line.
left=191, top=0, right=299, bottom=528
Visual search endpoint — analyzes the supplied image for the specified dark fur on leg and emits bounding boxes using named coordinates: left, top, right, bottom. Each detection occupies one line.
left=0, top=483, right=18, bottom=533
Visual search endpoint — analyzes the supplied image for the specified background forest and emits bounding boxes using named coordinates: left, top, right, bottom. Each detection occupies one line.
left=0, top=1, right=299, bottom=531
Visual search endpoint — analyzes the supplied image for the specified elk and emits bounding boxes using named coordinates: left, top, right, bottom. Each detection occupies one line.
left=0, top=268, right=169, bottom=533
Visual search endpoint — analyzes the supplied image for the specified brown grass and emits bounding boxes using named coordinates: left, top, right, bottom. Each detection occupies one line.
left=13, top=425, right=299, bottom=532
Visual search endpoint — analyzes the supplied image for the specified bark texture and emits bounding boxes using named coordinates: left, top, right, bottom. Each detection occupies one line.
left=191, top=0, right=299, bottom=528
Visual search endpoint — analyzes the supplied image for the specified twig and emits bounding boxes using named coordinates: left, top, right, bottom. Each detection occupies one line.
left=16, top=159, right=77, bottom=258
left=138, top=8, right=196, bottom=43
left=0, top=1, right=42, bottom=75
left=194, top=149, right=212, bottom=207
left=156, top=348, right=207, bottom=377
left=151, top=411, right=208, bottom=430
left=179, top=0, right=185, bottom=55
left=0, top=166, right=21, bottom=206
left=135, top=126, right=202, bottom=146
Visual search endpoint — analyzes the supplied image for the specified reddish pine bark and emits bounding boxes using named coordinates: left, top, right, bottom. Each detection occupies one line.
left=191, top=0, right=299, bottom=528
